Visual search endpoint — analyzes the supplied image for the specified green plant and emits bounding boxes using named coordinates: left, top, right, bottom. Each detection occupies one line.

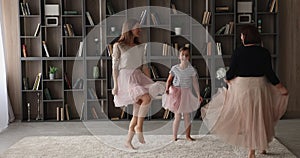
left=49, top=66, right=58, bottom=74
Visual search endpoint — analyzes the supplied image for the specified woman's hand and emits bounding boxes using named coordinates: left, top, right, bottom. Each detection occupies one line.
left=112, top=86, right=118, bottom=95
left=278, top=86, right=288, bottom=95
left=275, top=83, right=288, bottom=95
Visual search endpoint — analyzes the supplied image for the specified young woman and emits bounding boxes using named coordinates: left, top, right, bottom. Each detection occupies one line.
left=201, top=25, right=288, bottom=158
left=111, top=19, right=164, bottom=149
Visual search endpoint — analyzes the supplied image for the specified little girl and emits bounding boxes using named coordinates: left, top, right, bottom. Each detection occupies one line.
left=162, top=47, right=203, bottom=141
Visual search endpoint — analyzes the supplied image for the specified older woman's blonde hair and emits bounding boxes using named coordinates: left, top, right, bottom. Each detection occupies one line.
left=118, top=19, right=141, bottom=45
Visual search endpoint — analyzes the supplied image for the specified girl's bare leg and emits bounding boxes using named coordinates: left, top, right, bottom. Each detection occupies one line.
left=184, top=113, right=194, bottom=141
left=135, top=94, right=151, bottom=144
left=173, top=113, right=181, bottom=141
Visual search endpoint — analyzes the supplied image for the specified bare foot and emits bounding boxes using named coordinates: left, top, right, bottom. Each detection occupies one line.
left=248, top=150, right=255, bottom=158
left=260, top=150, right=266, bottom=154
left=124, top=142, right=135, bottom=149
left=186, top=136, right=195, bottom=141
left=134, top=127, right=145, bottom=144
left=173, top=137, right=178, bottom=141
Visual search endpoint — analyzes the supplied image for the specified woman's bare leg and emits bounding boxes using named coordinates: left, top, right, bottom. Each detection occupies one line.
left=135, top=94, right=151, bottom=144
left=248, top=149, right=255, bottom=158
left=173, top=113, right=181, bottom=141
left=183, top=113, right=194, bottom=141
left=124, top=104, right=139, bottom=149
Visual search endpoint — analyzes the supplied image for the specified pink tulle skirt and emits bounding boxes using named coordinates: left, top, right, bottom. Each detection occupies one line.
left=114, top=69, right=165, bottom=107
left=201, top=77, right=289, bottom=150
left=162, top=86, right=200, bottom=113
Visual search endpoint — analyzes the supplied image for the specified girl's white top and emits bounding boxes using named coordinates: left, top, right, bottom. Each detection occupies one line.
left=170, top=63, right=197, bottom=88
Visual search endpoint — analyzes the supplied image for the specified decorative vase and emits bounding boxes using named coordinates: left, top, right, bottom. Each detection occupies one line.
left=93, top=66, right=100, bottom=79
left=174, top=27, right=182, bottom=35
left=49, top=73, right=55, bottom=80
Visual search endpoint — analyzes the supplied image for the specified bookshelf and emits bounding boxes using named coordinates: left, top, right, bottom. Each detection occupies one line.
left=19, top=0, right=279, bottom=121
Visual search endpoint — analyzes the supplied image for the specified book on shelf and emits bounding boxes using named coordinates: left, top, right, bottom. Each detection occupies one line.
left=86, top=12, right=95, bottom=26
left=216, top=42, right=222, bottom=55
left=111, top=117, right=119, bottom=121
left=42, top=41, right=50, bottom=57
left=60, top=107, right=64, bottom=121
left=33, top=23, right=41, bottom=37
left=215, top=22, right=233, bottom=35
left=25, top=2, right=31, bottom=15
left=63, top=24, right=69, bottom=36
left=56, top=107, right=60, bottom=121
left=22, top=44, right=27, bottom=57
left=139, top=9, right=147, bottom=25
left=65, top=104, right=70, bottom=120
left=106, top=0, right=115, bottom=15
left=91, top=107, right=99, bottom=119
left=150, top=12, right=160, bottom=25
left=163, top=109, right=170, bottom=119
left=150, top=65, right=159, bottom=79
left=64, top=73, right=72, bottom=89
left=72, top=78, right=83, bottom=89
left=202, top=11, right=211, bottom=25
left=162, top=43, right=170, bottom=56
left=43, top=88, right=52, bottom=100
left=120, top=107, right=125, bottom=119
left=33, top=23, right=40, bottom=37
left=173, top=43, right=179, bottom=56
left=22, top=77, right=29, bottom=90
left=58, top=44, right=62, bottom=57
left=64, top=11, right=78, bottom=15
left=215, top=6, right=230, bottom=12
left=32, top=72, right=42, bottom=90
left=267, top=0, right=277, bottom=12
left=88, top=88, right=98, bottom=99
left=20, top=2, right=30, bottom=15
left=80, top=102, right=85, bottom=120
left=65, top=24, right=75, bottom=36
left=77, top=41, right=83, bottom=57
left=207, top=42, right=212, bottom=56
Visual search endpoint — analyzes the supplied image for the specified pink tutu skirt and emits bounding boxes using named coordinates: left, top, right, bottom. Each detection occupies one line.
left=201, top=77, right=289, bottom=150
left=114, top=69, right=165, bottom=107
left=162, top=86, right=200, bottom=113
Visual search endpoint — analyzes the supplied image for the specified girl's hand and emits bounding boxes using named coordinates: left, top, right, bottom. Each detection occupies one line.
left=112, top=86, right=118, bottom=95
left=165, top=89, right=169, bottom=95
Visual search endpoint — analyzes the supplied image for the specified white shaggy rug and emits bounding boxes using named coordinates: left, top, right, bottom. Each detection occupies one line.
left=0, top=135, right=296, bottom=158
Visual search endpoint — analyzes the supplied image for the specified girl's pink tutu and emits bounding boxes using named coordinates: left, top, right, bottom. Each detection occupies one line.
left=162, top=86, right=200, bottom=113
left=201, top=77, right=289, bottom=150
left=114, top=69, right=165, bottom=107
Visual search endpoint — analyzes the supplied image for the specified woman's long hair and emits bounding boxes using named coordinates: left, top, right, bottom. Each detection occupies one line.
left=118, top=19, right=141, bottom=45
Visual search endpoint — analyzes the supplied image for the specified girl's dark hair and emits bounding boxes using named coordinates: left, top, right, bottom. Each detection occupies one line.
left=179, top=47, right=190, bottom=53
left=240, top=25, right=261, bottom=45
